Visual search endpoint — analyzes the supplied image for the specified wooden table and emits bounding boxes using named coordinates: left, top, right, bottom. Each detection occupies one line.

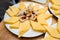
left=0, top=0, right=57, bottom=40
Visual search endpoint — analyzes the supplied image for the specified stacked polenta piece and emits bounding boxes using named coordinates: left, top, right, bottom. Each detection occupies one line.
left=50, top=0, right=60, bottom=15
left=4, top=2, right=52, bottom=38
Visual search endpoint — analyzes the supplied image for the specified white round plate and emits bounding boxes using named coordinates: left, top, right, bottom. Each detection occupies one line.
left=4, top=2, right=52, bottom=37
left=49, top=3, right=60, bottom=18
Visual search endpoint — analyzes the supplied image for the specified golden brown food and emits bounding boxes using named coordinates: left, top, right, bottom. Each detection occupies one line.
left=18, top=2, right=26, bottom=10
left=37, top=7, right=48, bottom=14
left=9, top=6, right=19, bottom=16
left=37, top=14, right=48, bottom=26
left=43, top=13, right=52, bottom=20
left=6, top=6, right=19, bottom=17
left=4, top=17, right=20, bottom=24
left=50, top=4, right=60, bottom=10
left=28, top=3, right=34, bottom=11
left=54, top=10, right=60, bottom=15
left=30, top=20, right=46, bottom=33
left=44, top=26, right=60, bottom=39
left=18, top=20, right=30, bottom=37
left=6, top=9, right=14, bottom=17
left=10, top=21, right=20, bottom=29
left=49, top=0, right=60, bottom=6
left=57, top=19, right=60, bottom=33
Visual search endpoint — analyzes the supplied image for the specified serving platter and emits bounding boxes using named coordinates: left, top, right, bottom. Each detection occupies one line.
left=4, top=2, right=52, bottom=37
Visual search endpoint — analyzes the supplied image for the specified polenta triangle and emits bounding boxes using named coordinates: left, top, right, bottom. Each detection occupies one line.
left=18, top=20, right=30, bottom=37
left=5, top=17, right=20, bottom=24
left=44, top=26, right=60, bottom=39
left=10, top=21, right=20, bottom=29
left=18, top=2, right=26, bottom=10
left=49, top=0, right=60, bottom=6
left=30, top=21, right=46, bottom=33
left=37, top=14, right=48, bottom=26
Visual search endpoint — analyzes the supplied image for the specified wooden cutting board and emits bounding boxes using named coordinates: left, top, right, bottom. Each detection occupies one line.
left=0, top=0, right=57, bottom=40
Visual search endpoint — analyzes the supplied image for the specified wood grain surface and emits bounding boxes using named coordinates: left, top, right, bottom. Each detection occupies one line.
left=0, top=0, right=57, bottom=40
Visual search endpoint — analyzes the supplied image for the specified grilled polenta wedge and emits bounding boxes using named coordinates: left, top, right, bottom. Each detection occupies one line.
left=18, top=20, right=30, bottom=37
left=10, top=21, right=20, bottom=29
left=4, top=17, right=20, bottom=24
left=44, top=26, right=60, bottom=39
left=30, top=20, right=46, bottom=33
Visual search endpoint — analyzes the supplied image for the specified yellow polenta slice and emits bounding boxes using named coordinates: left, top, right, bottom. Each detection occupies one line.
left=9, top=6, right=19, bottom=16
left=57, top=19, right=60, bottom=33
left=6, top=9, right=14, bottom=17
left=42, top=35, right=58, bottom=40
left=50, top=4, right=60, bottom=10
left=33, top=4, right=40, bottom=11
left=37, top=7, right=47, bottom=14
left=30, top=21, right=46, bottom=33
left=9, top=6, right=19, bottom=12
left=37, top=14, right=48, bottom=25
left=4, top=17, right=20, bottom=24
left=43, top=13, right=52, bottom=20
left=49, top=0, right=60, bottom=6
left=6, top=6, right=19, bottom=17
left=18, top=20, right=30, bottom=37
left=54, top=10, right=60, bottom=15
left=28, top=3, right=34, bottom=10
left=38, top=18, right=48, bottom=25
left=10, top=21, right=20, bottom=29
left=44, top=26, right=60, bottom=39
left=18, top=2, right=26, bottom=10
